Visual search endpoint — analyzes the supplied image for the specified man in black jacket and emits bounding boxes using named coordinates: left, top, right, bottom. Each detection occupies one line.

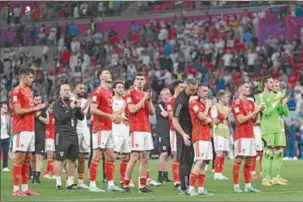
left=53, top=84, right=84, bottom=190
left=156, top=88, right=172, bottom=183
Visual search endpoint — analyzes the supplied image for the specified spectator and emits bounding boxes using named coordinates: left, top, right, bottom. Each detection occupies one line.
left=70, top=22, right=78, bottom=37
left=13, top=4, right=22, bottom=24
left=0, top=103, right=11, bottom=172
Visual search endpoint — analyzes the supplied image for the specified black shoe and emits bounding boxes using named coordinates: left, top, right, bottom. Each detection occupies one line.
left=67, top=184, right=78, bottom=190
left=56, top=185, right=63, bottom=190
left=139, top=187, right=153, bottom=193
left=123, top=186, right=132, bottom=193
left=157, top=177, right=163, bottom=183
left=33, top=179, right=41, bottom=184
left=163, top=178, right=172, bottom=183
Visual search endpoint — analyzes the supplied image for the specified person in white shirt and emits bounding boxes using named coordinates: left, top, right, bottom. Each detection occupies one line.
left=222, top=49, right=233, bottom=72
left=247, top=49, right=258, bottom=72
left=112, top=81, right=132, bottom=186
left=72, top=83, right=91, bottom=189
left=71, top=37, right=80, bottom=56
left=0, top=103, right=11, bottom=172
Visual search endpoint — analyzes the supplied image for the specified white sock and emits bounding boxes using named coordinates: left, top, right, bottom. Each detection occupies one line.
left=251, top=171, right=256, bottom=174
left=108, top=180, right=114, bottom=186
left=67, top=176, right=74, bottom=186
left=56, top=176, right=62, bottom=186
left=198, top=187, right=204, bottom=192
left=13, top=185, right=20, bottom=192
left=234, top=184, right=240, bottom=188
left=205, top=165, right=208, bottom=171
left=90, top=181, right=96, bottom=188
left=188, top=186, right=195, bottom=190
left=214, top=173, right=221, bottom=177
left=21, top=184, right=28, bottom=192
left=245, top=183, right=251, bottom=188
left=78, top=179, right=84, bottom=185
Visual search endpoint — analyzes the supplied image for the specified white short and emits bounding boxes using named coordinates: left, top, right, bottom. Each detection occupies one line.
left=213, top=135, right=230, bottom=152
left=92, top=131, right=114, bottom=150
left=13, top=131, right=35, bottom=152
left=169, top=130, right=177, bottom=152
left=253, top=126, right=263, bottom=151
left=113, top=135, right=131, bottom=154
left=193, top=140, right=213, bottom=162
left=78, top=134, right=90, bottom=153
left=45, top=138, right=55, bottom=152
left=234, top=138, right=256, bottom=157
left=112, top=123, right=129, bottom=137
left=130, top=131, right=154, bottom=152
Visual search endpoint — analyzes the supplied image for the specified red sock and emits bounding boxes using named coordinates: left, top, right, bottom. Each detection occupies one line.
left=251, top=156, right=257, bottom=172
left=105, top=161, right=115, bottom=181
left=119, top=160, right=128, bottom=183
left=44, top=160, right=50, bottom=175
left=49, top=160, right=54, bottom=175
left=172, top=161, right=180, bottom=182
left=221, top=157, right=225, bottom=173
left=189, top=173, right=198, bottom=187
left=139, top=177, right=147, bottom=188
left=214, top=156, right=224, bottom=173
left=89, top=159, right=99, bottom=181
left=244, top=162, right=252, bottom=184
left=12, top=163, right=22, bottom=186
left=123, top=178, right=130, bottom=186
left=198, top=174, right=205, bottom=187
left=146, top=169, right=151, bottom=179
left=232, top=161, right=241, bottom=185
left=259, top=152, right=263, bottom=172
left=21, top=163, right=29, bottom=185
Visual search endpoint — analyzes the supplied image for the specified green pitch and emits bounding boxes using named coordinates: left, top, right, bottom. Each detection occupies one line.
left=1, top=160, right=303, bottom=201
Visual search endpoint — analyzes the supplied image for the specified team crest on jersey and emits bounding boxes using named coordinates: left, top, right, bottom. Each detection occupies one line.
left=92, top=96, right=97, bottom=102
left=162, top=146, right=167, bottom=151
left=135, top=144, right=139, bottom=148
left=60, top=151, right=64, bottom=156
left=13, top=96, right=18, bottom=102
left=193, top=105, right=199, bottom=112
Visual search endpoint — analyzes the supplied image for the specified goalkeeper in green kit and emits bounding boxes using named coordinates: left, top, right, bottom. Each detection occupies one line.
left=256, top=76, right=289, bottom=187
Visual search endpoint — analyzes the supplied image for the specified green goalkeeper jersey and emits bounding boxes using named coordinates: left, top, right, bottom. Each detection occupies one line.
left=256, top=91, right=286, bottom=135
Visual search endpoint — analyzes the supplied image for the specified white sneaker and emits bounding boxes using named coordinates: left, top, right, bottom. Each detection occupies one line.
left=44, top=174, right=52, bottom=179
left=211, top=169, right=215, bottom=173
left=214, top=174, right=229, bottom=180
left=78, top=183, right=89, bottom=189
left=129, top=180, right=135, bottom=188
left=293, top=157, right=298, bottom=160
left=187, top=187, right=198, bottom=196
left=147, top=178, right=161, bottom=186
left=2, top=167, right=10, bottom=172
left=220, top=175, right=229, bottom=180
left=51, top=175, right=56, bottom=180
left=107, top=184, right=123, bottom=192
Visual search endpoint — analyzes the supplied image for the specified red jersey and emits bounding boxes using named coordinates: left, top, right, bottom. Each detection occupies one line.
left=189, top=101, right=211, bottom=143
left=10, top=86, right=35, bottom=134
left=165, top=97, right=176, bottom=131
left=45, top=112, right=55, bottom=139
left=126, top=89, right=151, bottom=132
left=91, top=85, right=113, bottom=132
left=231, top=98, right=255, bottom=140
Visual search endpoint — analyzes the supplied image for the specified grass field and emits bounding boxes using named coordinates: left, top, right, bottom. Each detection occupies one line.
left=1, top=160, right=303, bottom=201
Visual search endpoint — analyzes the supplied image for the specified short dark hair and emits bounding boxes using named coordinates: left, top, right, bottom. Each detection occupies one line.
left=236, top=81, right=248, bottom=89
left=33, top=92, right=41, bottom=97
left=48, top=97, right=57, bottom=105
left=172, top=80, right=184, bottom=91
left=113, top=81, right=124, bottom=89
left=124, top=80, right=133, bottom=91
left=262, top=75, right=272, bottom=84
left=74, top=82, right=84, bottom=90
left=18, top=67, right=35, bottom=76
left=217, top=90, right=227, bottom=99
left=135, top=72, right=145, bottom=79
left=98, top=68, right=112, bottom=77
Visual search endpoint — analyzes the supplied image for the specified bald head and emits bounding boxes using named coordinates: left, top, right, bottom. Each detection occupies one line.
left=160, top=88, right=171, bottom=102
left=60, top=84, right=71, bottom=99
